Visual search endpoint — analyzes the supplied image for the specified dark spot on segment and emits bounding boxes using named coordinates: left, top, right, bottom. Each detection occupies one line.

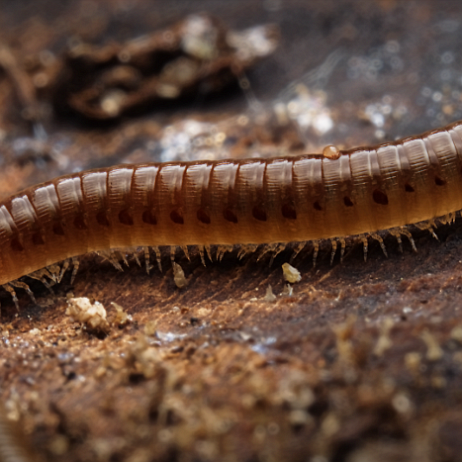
left=223, top=207, right=238, bottom=223
left=119, top=209, right=134, bottom=226
left=197, top=208, right=211, bottom=224
left=405, top=183, right=415, bottom=192
left=74, top=213, right=87, bottom=230
left=10, top=238, right=24, bottom=252
left=32, top=232, right=45, bottom=246
left=53, top=222, right=65, bottom=236
left=434, top=176, right=446, bottom=186
left=252, top=205, right=267, bottom=222
left=142, top=210, right=157, bottom=225
left=281, top=203, right=297, bottom=219
left=373, top=189, right=389, bottom=205
left=170, top=209, right=184, bottom=224
left=343, top=196, right=354, bottom=207
left=96, top=211, right=110, bottom=227
left=313, top=201, right=322, bottom=211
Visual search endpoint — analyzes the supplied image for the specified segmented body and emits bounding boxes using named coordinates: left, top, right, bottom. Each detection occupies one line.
left=1, top=120, right=462, bottom=288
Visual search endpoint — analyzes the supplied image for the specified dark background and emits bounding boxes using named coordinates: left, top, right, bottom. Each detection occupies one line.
left=1, top=2, right=462, bottom=462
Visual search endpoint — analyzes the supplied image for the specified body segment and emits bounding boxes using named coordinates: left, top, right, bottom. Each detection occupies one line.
left=1, top=121, right=462, bottom=285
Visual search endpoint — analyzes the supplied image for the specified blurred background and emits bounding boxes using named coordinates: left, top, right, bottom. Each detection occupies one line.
left=2, top=2, right=462, bottom=462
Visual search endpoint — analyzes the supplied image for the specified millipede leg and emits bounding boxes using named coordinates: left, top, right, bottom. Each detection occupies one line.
left=257, top=243, right=277, bottom=262
left=133, top=252, right=141, bottom=267
left=181, top=245, right=190, bottom=261
left=27, top=269, right=55, bottom=294
left=237, top=244, right=258, bottom=260
left=2, top=284, right=19, bottom=311
left=330, top=240, right=338, bottom=265
left=370, top=233, right=388, bottom=257
left=438, top=212, right=456, bottom=225
left=360, top=235, right=368, bottom=262
left=216, top=245, right=233, bottom=262
left=198, top=246, right=207, bottom=266
left=428, top=228, right=439, bottom=241
left=339, top=238, right=346, bottom=263
left=70, top=257, right=80, bottom=284
left=118, top=250, right=129, bottom=268
left=399, top=227, right=417, bottom=252
left=170, top=246, right=177, bottom=265
left=143, top=247, right=152, bottom=274
left=269, top=243, right=286, bottom=267
left=153, top=246, right=162, bottom=272
left=98, top=250, right=124, bottom=272
left=58, top=259, right=71, bottom=283
left=9, top=281, right=36, bottom=305
left=313, top=241, right=319, bottom=268
left=389, top=228, right=403, bottom=253
left=415, top=220, right=439, bottom=240
left=290, top=242, right=306, bottom=263
left=205, top=245, right=213, bottom=262
left=43, top=264, right=61, bottom=283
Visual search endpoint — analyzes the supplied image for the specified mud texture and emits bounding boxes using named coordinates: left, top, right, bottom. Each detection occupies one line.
left=1, top=1, right=462, bottom=462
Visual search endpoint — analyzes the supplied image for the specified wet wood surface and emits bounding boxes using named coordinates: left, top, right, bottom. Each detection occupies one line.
left=1, top=1, right=462, bottom=461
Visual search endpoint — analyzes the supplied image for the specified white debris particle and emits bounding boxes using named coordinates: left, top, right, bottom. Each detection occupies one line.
left=282, top=263, right=301, bottom=283
left=450, top=326, right=462, bottom=344
left=66, top=297, right=109, bottom=331
left=421, top=330, right=444, bottom=361
left=173, top=262, right=187, bottom=288
left=373, top=317, right=394, bottom=357
left=264, top=284, right=277, bottom=302
left=110, top=302, right=132, bottom=326
left=156, top=331, right=187, bottom=342
left=281, top=87, right=333, bottom=135
left=281, top=284, right=293, bottom=296
left=392, top=393, right=413, bottom=414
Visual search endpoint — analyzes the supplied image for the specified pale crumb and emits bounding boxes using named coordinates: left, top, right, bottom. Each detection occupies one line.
left=404, top=352, right=422, bottom=373
left=110, top=302, right=132, bottom=326
left=173, top=262, right=187, bottom=288
left=421, top=330, right=444, bottom=361
left=392, top=393, right=413, bottom=414
left=281, top=284, right=293, bottom=296
left=282, top=262, right=301, bottom=283
left=450, top=325, right=462, bottom=344
left=321, top=413, right=340, bottom=437
left=431, top=376, right=447, bottom=388
left=28, top=328, right=41, bottom=335
left=66, top=297, right=109, bottom=331
left=144, top=320, right=157, bottom=337
left=197, top=307, right=211, bottom=317
left=264, top=284, right=277, bottom=302
left=48, top=435, right=69, bottom=456
left=289, top=409, right=313, bottom=426
left=373, top=317, right=394, bottom=356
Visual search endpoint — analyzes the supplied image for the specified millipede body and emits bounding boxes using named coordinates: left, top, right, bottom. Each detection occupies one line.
left=1, top=120, right=462, bottom=289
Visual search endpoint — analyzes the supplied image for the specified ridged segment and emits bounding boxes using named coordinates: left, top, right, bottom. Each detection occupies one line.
left=1, top=120, right=462, bottom=285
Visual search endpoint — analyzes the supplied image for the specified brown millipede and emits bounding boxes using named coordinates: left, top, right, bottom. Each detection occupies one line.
left=2, top=120, right=462, bottom=306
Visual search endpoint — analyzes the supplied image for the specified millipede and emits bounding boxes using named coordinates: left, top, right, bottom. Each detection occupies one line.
left=2, top=119, right=462, bottom=310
